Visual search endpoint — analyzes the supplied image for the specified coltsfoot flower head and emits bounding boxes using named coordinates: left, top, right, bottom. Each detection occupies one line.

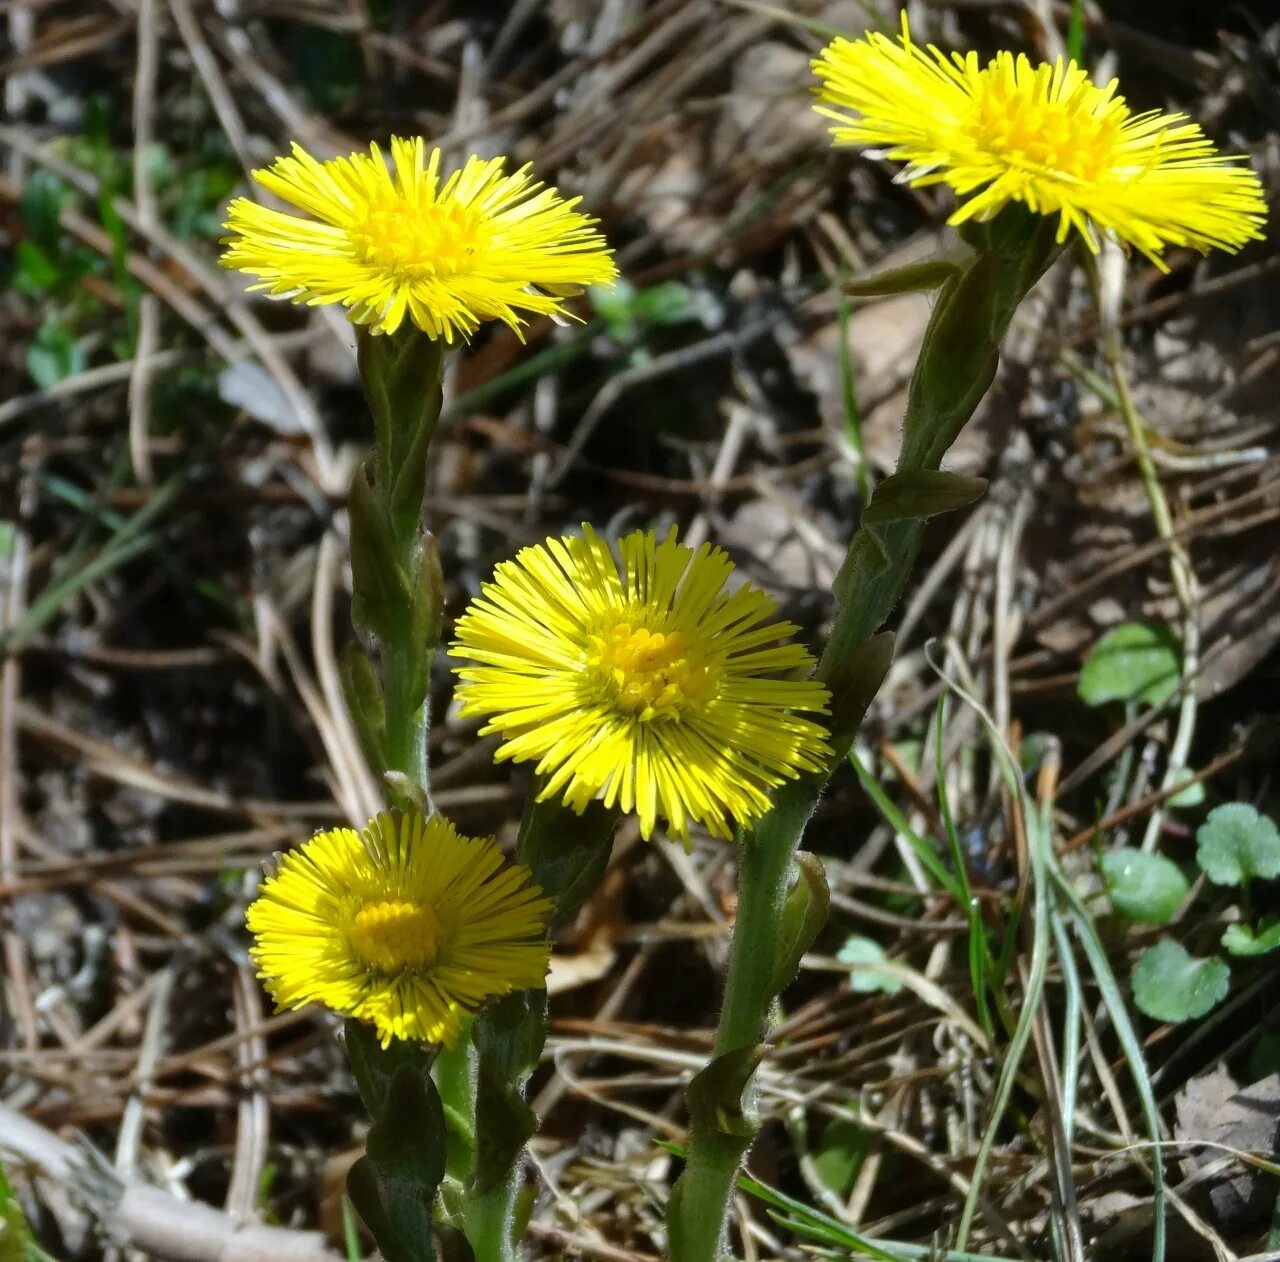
left=221, top=137, right=617, bottom=339
left=450, top=526, right=832, bottom=845
left=813, top=17, right=1267, bottom=267
left=246, top=810, right=552, bottom=1048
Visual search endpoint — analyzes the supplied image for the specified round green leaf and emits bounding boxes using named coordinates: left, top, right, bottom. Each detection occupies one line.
left=1078, top=622, right=1181, bottom=708
left=1131, top=939, right=1229, bottom=1023
left=1100, top=848, right=1189, bottom=925
left=836, top=935, right=902, bottom=994
left=1222, top=919, right=1280, bottom=957
left=1196, top=803, right=1280, bottom=886
left=812, top=1118, right=870, bottom=1197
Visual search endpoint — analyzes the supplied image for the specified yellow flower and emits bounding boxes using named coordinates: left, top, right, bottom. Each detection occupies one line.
left=450, top=526, right=831, bottom=844
left=812, top=17, right=1267, bottom=267
left=220, top=137, right=617, bottom=340
left=246, top=810, right=552, bottom=1048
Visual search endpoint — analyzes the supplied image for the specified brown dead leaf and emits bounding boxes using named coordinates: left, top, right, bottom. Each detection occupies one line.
left=1175, top=1064, right=1280, bottom=1231
left=547, top=943, right=619, bottom=996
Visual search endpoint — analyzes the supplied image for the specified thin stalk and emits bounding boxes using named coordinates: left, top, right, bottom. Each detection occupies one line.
left=849, top=747, right=963, bottom=900
left=666, top=558, right=916, bottom=1259
left=464, top=798, right=619, bottom=1262
left=1051, top=912, right=1083, bottom=1143
left=347, top=330, right=460, bottom=1262
left=1109, top=361, right=1199, bottom=851
left=1084, top=254, right=1199, bottom=853
left=954, top=750, right=1050, bottom=1248
left=932, top=699, right=995, bottom=1026
left=1051, top=868, right=1166, bottom=1262
left=669, top=216, right=1062, bottom=1262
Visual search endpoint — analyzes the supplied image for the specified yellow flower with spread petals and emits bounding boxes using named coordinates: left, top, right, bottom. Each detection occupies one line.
left=813, top=17, right=1267, bottom=267
left=246, top=811, right=552, bottom=1048
left=221, top=137, right=617, bottom=339
left=450, top=526, right=832, bottom=844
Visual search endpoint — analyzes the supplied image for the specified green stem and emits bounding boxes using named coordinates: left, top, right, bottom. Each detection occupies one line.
left=344, top=329, right=452, bottom=1262
left=434, top=1032, right=476, bottom=1184
left=666, top=558, right=911, bottom=1262
left=382, top=631, right=431, bottom=799
left=465, top=1180, right=519, bottom=1262
left=461, top=799, right=619, bottom=1261
left=668, top=212, right=1061, bottom=1262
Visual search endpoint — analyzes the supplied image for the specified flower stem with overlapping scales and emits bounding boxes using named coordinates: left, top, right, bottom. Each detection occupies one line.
left=225, top=137, right=617, bottom=1262
left=667, top=25, right=1270, bottom=1254
left=346, top=325, right=529, bottom=1262
left=666, top=210, right=1064, bottom=1262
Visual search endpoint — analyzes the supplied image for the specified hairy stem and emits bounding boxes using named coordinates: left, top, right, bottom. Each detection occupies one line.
left=667, top=215, right=1061, bottom=1262
left=465, top=1182, right=519, bottom=1262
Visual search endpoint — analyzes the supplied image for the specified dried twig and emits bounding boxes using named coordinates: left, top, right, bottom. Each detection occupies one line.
left=0, top=1103, right=342, bottom=1262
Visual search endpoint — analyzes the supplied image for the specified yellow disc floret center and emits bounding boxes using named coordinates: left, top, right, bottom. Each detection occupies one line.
left=350, top=898, right=441, bottom=972
left=969, top=64, right=1121, bottom=184
left=352, top=196, right=485, bottom=279
left=589, top=623, right=716, bottom=722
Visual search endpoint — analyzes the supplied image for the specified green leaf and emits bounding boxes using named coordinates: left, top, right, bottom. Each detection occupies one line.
left=1249, top=1031, right=1280, bottom=1080
left=1078, top=622, right=1181, bottom=708
left=27, top=314, right=86, bottom=389
left=861, top=470, right=988, bottom=525
left=823, top=630, right=895, bottom=756
left=902, top=251, right=1000, bottom=468
left=474, top=990, right=546, bottom=1085
left=835, top=934, right=902, bottom=994
left=515, top=795, right=618, bottom=924
left=473, top=1054, right=538, bottom=1195
left=590, top=278, right=637, bottom=341
left=356, top=326, right=444, bottom=508
left=1099, top=848, right=1189, bottom=925
left=831, top=526, right=888, bottom=611
left=590, top=279, right=708, bottom=343
left=811, top=1117, right=869, bottom=1198
left=471, top=991, right=549, bottom=1194
left=403, top=538, right=444, bottom=707
left=387, top=379, right=444, bottom=543
left=346, top=1062, right=447, bottom=1262
left=1196, top=803, right=1280, bottom=887
left=339, top=645, right=387, bottom=772
left=1131, top=939, right=1229, bottom=1023
left=13, top=240, right=60, bottom=295
left=1, top=1162, right=34, bottom=1262
left=347, top=465, right=411, bottom=641
left=686, top=1045, right=764, bottom=1139
left=632, top=280, right=705, bottom=327
left=1222, top=919, right=1280, bottom=957
left=21, top=170, right=70, bottom=249
left=841, top=256, right=962, bottom=297
left=342, top=1019, right=436, bottom=1117
left=769, top=852, right=830, bottom=995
